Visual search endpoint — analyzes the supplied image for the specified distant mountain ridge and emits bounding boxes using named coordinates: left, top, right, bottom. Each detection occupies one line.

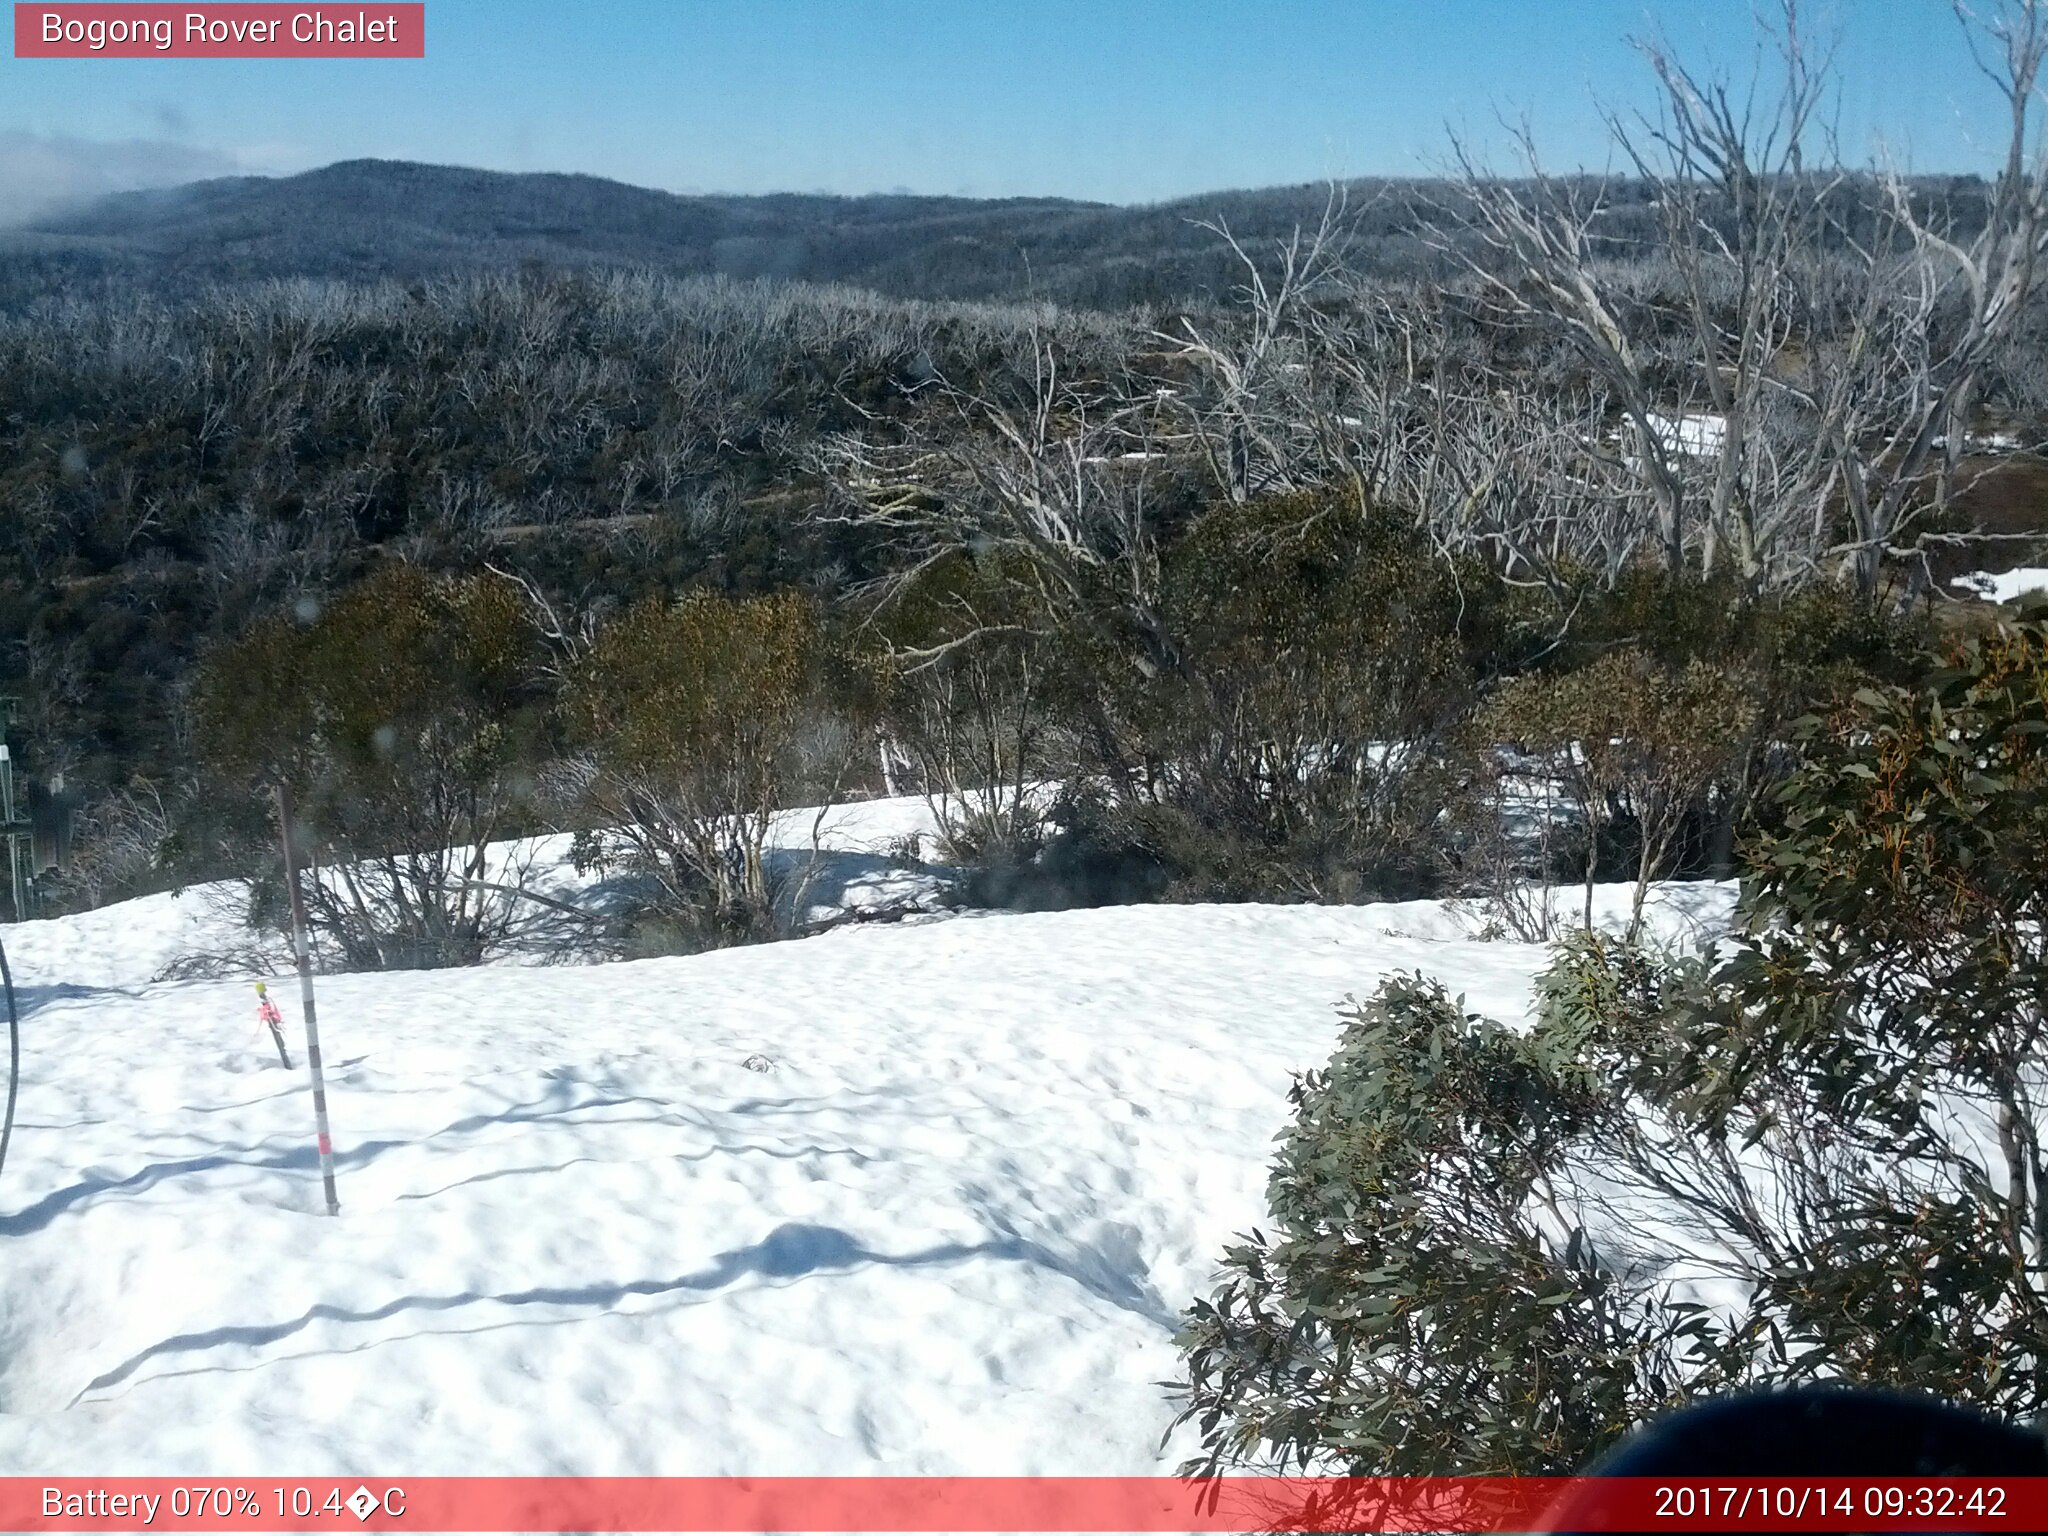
left=3, top=156, right=1989, bottom=313
left=0, top=157, right=1432, bottom=310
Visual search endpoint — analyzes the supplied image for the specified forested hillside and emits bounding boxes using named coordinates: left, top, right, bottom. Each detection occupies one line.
left=3, top=156, right=2005, bottom=311
left=0, top=272, right=1140, bottom=794
left=0, top=160, right=1444, bottom=310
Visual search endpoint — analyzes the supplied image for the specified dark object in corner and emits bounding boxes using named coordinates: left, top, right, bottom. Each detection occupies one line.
left=1542, top=1387, right=2048, bottom=1534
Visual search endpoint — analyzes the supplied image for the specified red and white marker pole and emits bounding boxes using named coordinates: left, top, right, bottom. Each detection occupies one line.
left=275, top=782, right=341, bottom=1217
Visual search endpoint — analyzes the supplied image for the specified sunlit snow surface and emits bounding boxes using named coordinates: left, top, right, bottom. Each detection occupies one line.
left=1952, top=567, right=2048, bottom=604
left=0, top=796, right=1733, bottom=1474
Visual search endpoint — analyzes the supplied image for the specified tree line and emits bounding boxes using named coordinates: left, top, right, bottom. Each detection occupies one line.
left=0, top=0, right=2043, bottom=944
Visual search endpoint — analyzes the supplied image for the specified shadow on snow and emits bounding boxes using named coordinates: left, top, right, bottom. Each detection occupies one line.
left=72, top=1220, right=1176, bottom=1403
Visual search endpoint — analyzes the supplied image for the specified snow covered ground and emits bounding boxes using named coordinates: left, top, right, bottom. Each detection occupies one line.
left=26, top=794, right=957, bottom=989
left=1643, top=410, right=1727, bottom=459
left=1952, top=566, right=2048, bottom=605
left=0, top=803, right=1734, bottom=1477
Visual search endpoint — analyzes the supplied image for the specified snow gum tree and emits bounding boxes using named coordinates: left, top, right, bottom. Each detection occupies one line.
left=1177, top=604, right=2048, bottom=1474
left=1677, top=600, right=2048, bottom=1406
left=1171, top=972, right=1692, bottom=1478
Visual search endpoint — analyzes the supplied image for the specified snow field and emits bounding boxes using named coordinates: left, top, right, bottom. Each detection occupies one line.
left=0, top=810, right=1733, bottom=1476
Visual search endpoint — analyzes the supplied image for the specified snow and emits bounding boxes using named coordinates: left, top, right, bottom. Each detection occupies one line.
left=1929, top=428, right=2035, bottom=454
left=33, top=795, right=956, bottom=987
left=1952, top=567, right=2048, bottom=605
left=0, top=808, right=1734, bottom=1476
left=1640, top=412, right=2035, bottom=461
left=1643, top=411, right=1727, bottom=459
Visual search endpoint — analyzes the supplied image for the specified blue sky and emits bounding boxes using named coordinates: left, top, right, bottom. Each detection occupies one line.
left=0, top=1, right=2015, bottom=219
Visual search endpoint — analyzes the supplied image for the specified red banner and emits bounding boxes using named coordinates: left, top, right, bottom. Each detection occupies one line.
left=2, top=1476, right=2045, bottom=1532
left=13, top=4, right=424, bottom=58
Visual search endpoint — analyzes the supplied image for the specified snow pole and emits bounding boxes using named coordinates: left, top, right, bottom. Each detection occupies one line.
left=274, top=783, right=340, bottom=1217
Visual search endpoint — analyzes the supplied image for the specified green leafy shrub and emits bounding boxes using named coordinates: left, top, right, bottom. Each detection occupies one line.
left=1674, top=599, right=2048, bottom=1408
left=193, top=563, right=546, bottom=968
left=1560, top=566, right=1755, bottom=670
left=1480, top=650, right=1758, bottom=932
left=1173, top=972, right=1688, bottom=1475
left=1081, top=493, right=1482, bottom=902
left=1178, top=606, right=2048, bottom=1476
left=565, top=587, right=854, bottom=949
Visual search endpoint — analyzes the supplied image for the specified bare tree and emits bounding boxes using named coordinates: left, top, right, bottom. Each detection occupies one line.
left=1423, top=5, right=1845, bottom=587
left=822, top=335, right=1174, bottom=690
left=1425, top=0, right=2048, bottom=598
left=1155, top=208, right=1670, bottom=599
left=1617, top=8, right=1842, bottom=584
left=1830, top=0, right=2048, bottom=595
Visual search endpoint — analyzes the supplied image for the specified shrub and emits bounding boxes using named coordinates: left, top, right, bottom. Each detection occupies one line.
left=1081, top=494, right=1481, bottom=902
left=1177, top=606, right=2048, bottom=1476
left=192, top=563, right=547, bottom=969
left=1673, top=599, right=2048, bottom=1409
left=564, top=587, right=853, bottom=948
left=1172, top=972, right=1688, bottom=1475
left=1480, top=650, right=1758, bottom=933
left=869, top=550, right=1052, bottom=890
left=1743, top=582, right=1927, bottom=711
left=1559, top=566, right=1752, bottom=671
left=954, top=785, right=1174, bottom=910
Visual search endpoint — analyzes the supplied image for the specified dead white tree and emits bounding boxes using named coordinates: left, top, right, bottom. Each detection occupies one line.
left=1159, top=214, right=1663, bottom=597
left=820, top=336, right=1175, bottom=684
left=1429, top=139, right=1699, bottom=577
left=1428, top=0, right=2048, bottom=598
left=1158, top=189, right=1369, bottom=507
left=483, top=562, right=605, bottom=688
left=1612, top=7, right=1843, bottom=585
left=1828, top=0, right=2048, bottom=596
